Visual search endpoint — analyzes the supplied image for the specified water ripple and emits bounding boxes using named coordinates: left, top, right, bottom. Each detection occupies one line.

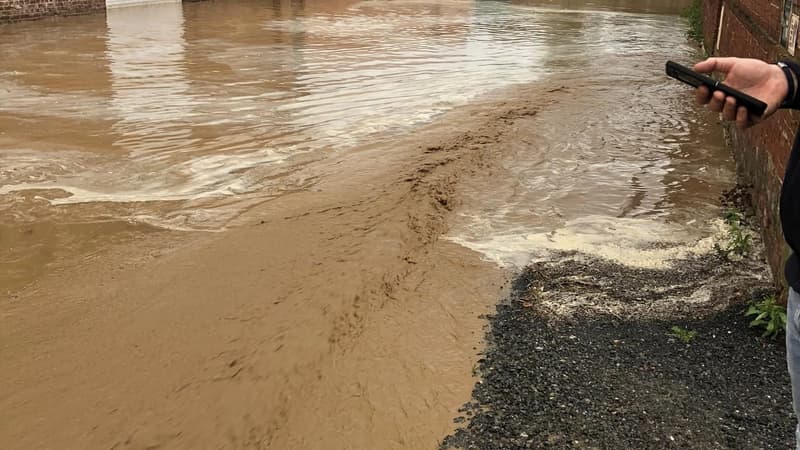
left=1, top=0, right=699, bottom=229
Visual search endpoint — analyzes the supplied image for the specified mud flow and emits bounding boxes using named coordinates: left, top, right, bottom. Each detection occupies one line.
left=1, top=0, right=712, bottom=290
left=0, top=0, right=740, bottom=449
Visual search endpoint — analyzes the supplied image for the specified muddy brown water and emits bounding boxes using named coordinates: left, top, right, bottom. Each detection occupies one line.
left=0, top=0, right=725, bottom=289
left=0, top=0, right=736, bottom=448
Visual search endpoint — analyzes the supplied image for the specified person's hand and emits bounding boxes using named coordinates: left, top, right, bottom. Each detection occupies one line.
left=694, top=57, right=788, bottom=129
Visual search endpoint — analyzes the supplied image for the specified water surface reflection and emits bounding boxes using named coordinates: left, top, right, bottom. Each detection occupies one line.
left=0, top=0, right=729, bottom=287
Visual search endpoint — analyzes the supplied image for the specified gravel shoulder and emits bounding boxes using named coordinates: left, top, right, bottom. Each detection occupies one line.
left=442, top=200, right=795, bottom=449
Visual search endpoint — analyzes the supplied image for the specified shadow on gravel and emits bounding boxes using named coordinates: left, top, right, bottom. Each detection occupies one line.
left=442, top=252, right=793, bottom=449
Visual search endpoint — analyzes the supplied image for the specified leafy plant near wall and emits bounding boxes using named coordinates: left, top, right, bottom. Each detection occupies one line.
left=746, top=296, right=787, bottom=339
left=714, top=209, right=752, bottom=257
left=683, top=0, right=703, bottom=43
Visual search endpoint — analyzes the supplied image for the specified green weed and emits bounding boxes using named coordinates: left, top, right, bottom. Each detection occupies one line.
left=670, top=325, right=698, bottom=343
left=715, top=209, right=752, bottom=258
left=682, top=0, right=703, bottom=43
left=745, top=296, right=787, bottom=339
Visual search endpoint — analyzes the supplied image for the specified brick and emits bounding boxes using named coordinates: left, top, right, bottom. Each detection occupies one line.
left=0, top=0, right=105, bottom=22
left=705, top=0, right=800, bottom=294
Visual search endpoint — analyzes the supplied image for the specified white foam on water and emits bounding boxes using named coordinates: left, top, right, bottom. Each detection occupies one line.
left=447, top=215, right=728, bottom=270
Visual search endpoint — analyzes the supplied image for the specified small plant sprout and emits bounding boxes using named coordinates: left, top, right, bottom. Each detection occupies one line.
left=670, top=326, right=698, bottom=344
left=715, top=209, right=752, bottom=258
left=745, top=296, right=787, bottom=339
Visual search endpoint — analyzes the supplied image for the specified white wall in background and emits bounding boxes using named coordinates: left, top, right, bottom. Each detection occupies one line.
left=106, top=0, right=180, bottom=10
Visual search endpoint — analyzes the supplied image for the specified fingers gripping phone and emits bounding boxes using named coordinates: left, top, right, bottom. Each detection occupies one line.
left=665, top=60, right=767, bottom=117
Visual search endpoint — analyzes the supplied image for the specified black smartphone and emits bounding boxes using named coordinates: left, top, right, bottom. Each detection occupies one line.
left=665, top=60, right=767, bottom=117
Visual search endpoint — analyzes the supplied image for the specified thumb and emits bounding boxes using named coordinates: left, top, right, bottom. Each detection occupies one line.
left=694, top=57, right=738, bottom=75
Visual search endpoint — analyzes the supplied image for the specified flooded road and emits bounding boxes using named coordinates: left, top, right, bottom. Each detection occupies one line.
left=0, top=0, right=725, bottom=291
left=0, top=0, right=737, bottom=449
left=2, top=0, right=559, bottom=218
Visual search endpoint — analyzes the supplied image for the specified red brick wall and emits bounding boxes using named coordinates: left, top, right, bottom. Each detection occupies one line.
left=0, top=0, right=105, bottom=22
left=717, top=5, right=771, bottom=60
left=703, top=0, right=723, bottom=51
left=736, top=0, right=782, bottom=38
left=705, top=0, right=800, bottom=293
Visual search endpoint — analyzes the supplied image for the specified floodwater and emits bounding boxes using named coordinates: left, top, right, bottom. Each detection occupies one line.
left=0, top=0, right=741, bottom=448
left=0, top=0, right=727, bottom=292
